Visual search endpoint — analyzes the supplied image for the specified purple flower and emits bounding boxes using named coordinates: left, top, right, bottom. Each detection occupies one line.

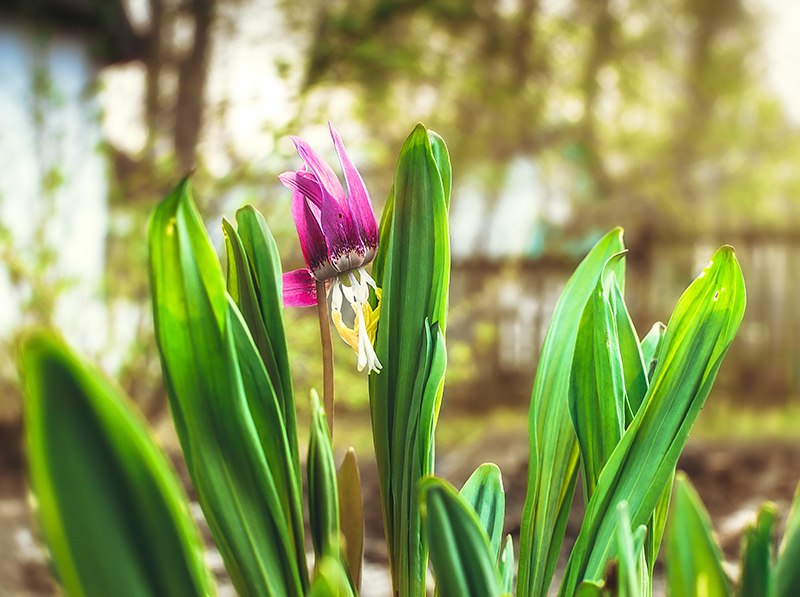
left=280, top=123, right=382, bottom=373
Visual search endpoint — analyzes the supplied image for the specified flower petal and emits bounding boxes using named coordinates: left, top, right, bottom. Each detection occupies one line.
left=282, top=268, right=318, bottom=307
left=279, top=169, right=324, bottom=209
left=319, top=192, right=366, bottom=272
left=329, top=123, right=379, bottom=252
left=290, top=136, right=346, bottom=202
left=290, top=188, right=334, bottom=278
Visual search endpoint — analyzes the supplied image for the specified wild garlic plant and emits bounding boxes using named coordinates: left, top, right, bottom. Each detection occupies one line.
left=18, top=123, right=800, bottom=597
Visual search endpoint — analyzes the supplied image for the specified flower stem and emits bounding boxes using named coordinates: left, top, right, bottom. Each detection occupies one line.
left=315, top=280, right=335, bottom=437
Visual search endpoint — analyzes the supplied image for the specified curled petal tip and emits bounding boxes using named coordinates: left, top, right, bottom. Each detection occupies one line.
left=282, top=268, right=318, bottom=307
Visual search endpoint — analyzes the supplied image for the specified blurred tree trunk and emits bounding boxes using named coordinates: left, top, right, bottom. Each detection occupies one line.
left=139, top=0, right=216, bottom=172
left=174, top=0, right=214, bottom=171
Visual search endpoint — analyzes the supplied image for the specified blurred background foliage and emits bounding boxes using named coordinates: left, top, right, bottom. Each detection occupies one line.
left=2, top=0, right=800, bottom=436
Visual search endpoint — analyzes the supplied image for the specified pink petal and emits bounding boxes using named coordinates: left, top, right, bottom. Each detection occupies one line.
left=279, top=170, right=324, bottom=208
left=290, top=188, right=331, bottom=275
left=282, top=268, right=318, bottom=307
left=290, top=136, right=346, bottom=203
left=329, top=123, right=379, bottom=251
left=319, top=187, right=365, bottom=272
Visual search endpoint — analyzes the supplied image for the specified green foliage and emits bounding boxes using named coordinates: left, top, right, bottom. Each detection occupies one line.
left=770, top=481, right=800, bottom=597
left=739, top=503, right=777, bottom=597
left=421, top=477, right=501, bottom=597
left=459, top=463, right=506, bottom=562
left=308, top=557, right=356, bottom=597
left=337, top=448, right=365, bottom=591
left=560, top=245, right=746, bottom=594
left=613, top=503, right=649, bottom=597
left=224, top=206, right=299, bottom=467
left=499, top=535, right=515, bottom=595
left=308, top=389, right=342, bottom=563
left=369, top=123, right=451, bottom=595
left=148, top=178, right=307, bottom=596
left=18, top=126, right=771, bottom=597
left=518, top=228, right=625, bottom=597
left=569, top=253, right=628, bottom=500
left=19, top=331, right=213, bottom=597
left=665, top=474, right=732, bottom=597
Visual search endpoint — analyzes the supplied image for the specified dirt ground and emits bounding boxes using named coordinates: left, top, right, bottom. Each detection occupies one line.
left=2, top=426, right=799, bottom=597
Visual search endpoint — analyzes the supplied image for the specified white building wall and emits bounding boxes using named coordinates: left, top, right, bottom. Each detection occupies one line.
left=0, top=22, right=109, bottom=353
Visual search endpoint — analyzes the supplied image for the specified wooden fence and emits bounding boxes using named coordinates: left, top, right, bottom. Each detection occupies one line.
left=447, top=232, right=800, bottom=409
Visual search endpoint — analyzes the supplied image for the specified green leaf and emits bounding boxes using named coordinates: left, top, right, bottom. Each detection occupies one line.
left=639, top=322, right=666, bottom=383
left=559, top=246, right=746, bottom=594
left=499, top=535, right=515, bottom=595
left=517, top=228, right=626, bottom=597
left=460, top=463, right=506, bottom=561
left=575, top=581, right=607, bottom=597
left=614, top=502, right=649, bottom=597
left=428, top=130, right=452, bottom=210
left=148, top=178, right=307, bottom=596
left=369, top=123, right=451, bottom=596
left=644, top=473, right=673, bottom=581
left=569, top=253, right=627, bottom=501
left=225, top=206, right=299, bottom=471
left=308, top=390, right=341, bottom=561
left=608, top=278, right=648, bottom=420
left=422, top=477, right=501, bottom=597
left=337, top=448, right=364, bottom=591
left=665, top=473, right=732, bottom=597
left=20, top=332, right=213, bottom=597
left=308, top=556, right=356, bottom=597
left=772, top=481, right=800, bottom=597
left=739, top=502, right=777, bottom=597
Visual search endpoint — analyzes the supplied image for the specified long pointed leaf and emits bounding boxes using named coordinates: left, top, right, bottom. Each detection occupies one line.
left=20, top=332, right=213, bottom=597
left=422, top=477, right=501, bottom=597
left=517, top=228, right=626, bottom=597
left=739, top=502, right=777, bottom=597
left=569, top=253, right=627, bottom=501
left=560, top=246, right=746, bottom=593
left=337, top=448, right=364, bottom=591
left=369, top=124, right=451, bottom=596
left=499, top=535, right=515, bottom=595
left=772, top=481, right=800, bottom=597
left=149, top=178, right=307, bottom=596
left=308, top=390, right=341, bottom=562
left=665, top=473, right=732, bottom=597
left=460, top=463, right=506, bottom=560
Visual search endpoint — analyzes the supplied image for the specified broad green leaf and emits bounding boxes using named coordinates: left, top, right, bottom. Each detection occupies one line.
left=739, top=502, right=776, bottom=597
left=149, top=178, right=307, bottom=596
left=422, top=477, right=501, bottom=597
left=518, top=228, right=626, bottom=597
left=369, top=124, right=450, bottom=596
left=499, top=535, right=515, bottom=595
left=20, top=332, right=213, bottom=597
left=639, top=322, right=666, bottom=382
left=460, top=463, right=506, bottom=560
left=308, top=557, right=356, bottom=597
left=772, top=481, right=800, bottom=597
left=560, top=246, right=745, bottom=594
left=308, top=390, right=341, bottom=561
left=225, top=206, right=299, bottom=472
left=665, top=474, right=732, bottom=597
left=569, top=252, right=627, bottom=501
left=337, top=448, right=364, bottom=590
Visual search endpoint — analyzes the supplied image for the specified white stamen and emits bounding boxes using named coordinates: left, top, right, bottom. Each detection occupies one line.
left=329, top=266, right=382, bottom=373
